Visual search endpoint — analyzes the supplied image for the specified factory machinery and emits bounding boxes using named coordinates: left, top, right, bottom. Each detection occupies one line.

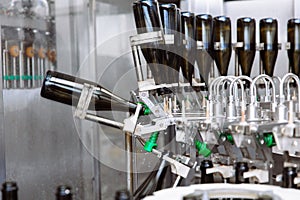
left=40, top=0, right=300, bottom=199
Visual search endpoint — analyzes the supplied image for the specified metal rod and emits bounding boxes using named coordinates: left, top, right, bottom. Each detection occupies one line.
left=84, top=113, right=124, bottom=129
left=12, top=57, right=17, bottom=88
left=131, top=45, right=144, bottom=82
left=2, top=50, right=7, bottom=89
left=19, top=43, right=24, bottom=88
left=125, top=131, right=134, bottom=195
left=235, top=49, right=240, bottom=76
left=27, top=58, right=31, bottom=88
left=31, top=57, right=35, bottom=88
left=37, top=58, right=41, bottom=86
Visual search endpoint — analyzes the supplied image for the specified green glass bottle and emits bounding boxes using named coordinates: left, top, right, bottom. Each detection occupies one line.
left=40, top=70, right=143, bottom=114
left=160, top=3, right=180, bottom=84
left=237, top=17, right=256, bottom=76
left=180, top=12, right=196, bottom=85
left=288, top=18, right=300, bottom=77
left=213, top=16, right=232, bottom=76
left=195, top=14, right=213, bottom=85
left=1, top=182, right=18, bottom=200
left=133, top=0, right=165, bottom=84
left=260, top=18, right=278, bottom=76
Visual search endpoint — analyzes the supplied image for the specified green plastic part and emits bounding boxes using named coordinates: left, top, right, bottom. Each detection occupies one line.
left=263, top=133, right=276, bottom=147
left=226, top=133, right=234, bottom=145
left=144, top=132, right=159, bottom=152
left=138, top=102, right=151, bottom=115
left=195, top=140, right=211, bottom=157
left=219, top=132, right=234, bottom=145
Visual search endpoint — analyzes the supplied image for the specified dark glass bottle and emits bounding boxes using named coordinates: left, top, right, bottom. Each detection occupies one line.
left=237, top=17, right=256, bottom=76
left=213, top=16, right=232, bottom=76
left=282, top=167, right=297, bottom=188
left=1, top=182, right=18, bottom=200
left=180, top=12, right=196, bottom=85
left=288, top=18, right=300, bottom=77
left=195, top=14, right=213, bottom=85
left=115, top=189, right=131, bottom=200
left=133, top=0, right=166, bottom=85
left=56, top=185, right=72, bottom=200
left=40, top=70, right=142, bottom=114
left=235, top=162, right=249, bottom=184
left=260, top=18, right=278, bottom=76
left=160, top=3, right=180, bottom=84
left=200, top=160, right=214, bottom=183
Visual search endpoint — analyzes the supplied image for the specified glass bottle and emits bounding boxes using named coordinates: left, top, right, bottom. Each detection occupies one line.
left=282, top=167, right=297, bottom=188
left=133, top=0, right=166, bottom=85
left=56, top=185, right=72, bottom=200
left=260, top=18, right=278, bottom=76
left=213, top=16, right=232, bottom=76
left=287, top=18, right=300, bottom=77
left=195, top=14, right=213, bottom=85
left=159, top=3, right=180, bottom=84
left=180, top=11, right=196, bottom=85
left=1, top=182, right=18, bottom=200
left=200, top=160, right=214, bottom=183
left=237, top=17, right=256, bottom=76
left=115, top=189, right=131, bottom=200
left=41, top=70, right=144, bottom=114
left=235, top=162, right=249, bottom=184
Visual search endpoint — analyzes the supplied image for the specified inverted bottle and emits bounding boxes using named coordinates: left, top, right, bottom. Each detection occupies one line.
left=213, top=16, right=232, bottom=76
left=260, top=18, right=278, bottom=76
left=287, top=18, right=300, bottom=77
left=40, top=70, right=143, bottom=114
left=159, top=3, right=180, bottom=84
left=237, top=17, right=256, bottom=76
left=180, top=11, right=196, bottom=85
left=133, top=0, right=167, bottom=85
left=195, top=14, right=213, bottom=85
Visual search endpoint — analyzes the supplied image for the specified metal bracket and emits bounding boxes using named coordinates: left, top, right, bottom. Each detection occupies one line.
left=139, top=91, right=166, bottom=118
left=74, top=83, right=95, bottom=119
left=243, top=169, right=269, bottom=183
left=123, top=103, right=142, bottom=133
left=206, top=165, right=235, bottom=179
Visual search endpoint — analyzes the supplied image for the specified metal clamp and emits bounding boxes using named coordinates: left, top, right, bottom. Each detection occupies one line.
left=243, top=169, right=269, bottom=183
left=139, top=91, right=166, bottom=118
left=74, top=83, right=96, bottom=119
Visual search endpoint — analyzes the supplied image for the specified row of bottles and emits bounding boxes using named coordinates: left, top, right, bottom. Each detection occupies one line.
left=2, top=26, right=56, bottom=89
left=200, top=160, right=298, bottom=189
left=0, top=0, right=51, bottom=20
left=132, top=0, right=300, bottom=86
left=1, top=182, right=72, bottom=200
left=1, top=181, right=132, bottom=200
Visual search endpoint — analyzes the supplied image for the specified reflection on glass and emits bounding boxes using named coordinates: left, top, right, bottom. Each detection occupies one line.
left=213, top=16, right=232, bottom=76
left=237, top=17, right=256, bottom=76
left=288, top=18, right=300, bottom=77
left=180, top=11, right=195, bottom=85
left=260, top=18, right=278, bottom=76
left=195, top=14, right=213, bottom=85
left=133, top=0, right=166, bottom=85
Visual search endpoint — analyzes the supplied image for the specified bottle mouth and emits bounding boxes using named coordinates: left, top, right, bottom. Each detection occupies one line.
left=288, top=18, right=300, bottom=24
left=239, top=17, right=254, bottom=23
left=2, top=182, right=18, bottom=192
left=261, top=18, right=277, bottom=24
left=215, top=16, right=230, bottom=22
left=196, top=14, right=212, bottom=20
left=159, top=3, right=177, bottom=9
left=181, top=11, right=194, bottom=18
